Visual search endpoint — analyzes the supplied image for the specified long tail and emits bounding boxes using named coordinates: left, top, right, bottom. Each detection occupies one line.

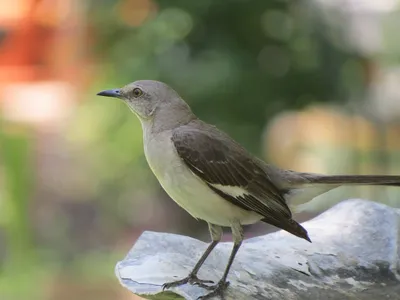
left=306, top=175, right=400, bottom=186
left=282, top=173, right=400, bottom=207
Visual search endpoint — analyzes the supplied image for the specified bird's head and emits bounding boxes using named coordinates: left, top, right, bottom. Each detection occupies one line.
left=97, top=80, right=191, bottom=122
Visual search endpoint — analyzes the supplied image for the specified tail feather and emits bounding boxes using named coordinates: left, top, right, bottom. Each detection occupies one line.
left=372, top=182, right=400, bottom=187
left=282, top=173, right=400, bottom=206
left=262, top=217, right=311, bottom=243
left=306, top=175, right=400, bottom=187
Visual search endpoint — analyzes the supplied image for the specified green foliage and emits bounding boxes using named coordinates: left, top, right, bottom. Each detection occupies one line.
left=88, top=0, right=355, bottom=153
left=0, top=125, right=40, bottom=299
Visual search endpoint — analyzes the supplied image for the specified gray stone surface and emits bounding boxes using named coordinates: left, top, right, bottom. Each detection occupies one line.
left=115, top=199, right=400, bottom=299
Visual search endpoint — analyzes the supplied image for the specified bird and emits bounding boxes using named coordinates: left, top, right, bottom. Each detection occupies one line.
left=97, top=80, right=400, bottom=299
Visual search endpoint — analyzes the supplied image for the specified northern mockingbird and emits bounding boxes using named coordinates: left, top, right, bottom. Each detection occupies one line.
left=97, top=80, right=400, bottom=299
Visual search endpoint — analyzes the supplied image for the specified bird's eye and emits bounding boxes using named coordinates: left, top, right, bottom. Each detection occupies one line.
left=132, top=88, right=143, bottom=97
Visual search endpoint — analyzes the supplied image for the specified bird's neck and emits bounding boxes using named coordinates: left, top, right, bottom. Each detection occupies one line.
left=142, top=104, right=197, bottom=135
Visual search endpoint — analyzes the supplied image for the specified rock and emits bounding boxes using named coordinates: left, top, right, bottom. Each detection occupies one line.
left=115, top=199, right=400, bottom=299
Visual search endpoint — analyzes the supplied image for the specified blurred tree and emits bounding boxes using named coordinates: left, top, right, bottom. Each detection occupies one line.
left=88, top=0, right=356, bottom=153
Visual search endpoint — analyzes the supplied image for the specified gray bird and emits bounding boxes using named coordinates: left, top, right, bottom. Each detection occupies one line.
left=97, top=80, right=400, bottom=299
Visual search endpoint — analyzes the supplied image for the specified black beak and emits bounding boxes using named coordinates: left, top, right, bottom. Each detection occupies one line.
left=96, top=89, right=121, bottom=98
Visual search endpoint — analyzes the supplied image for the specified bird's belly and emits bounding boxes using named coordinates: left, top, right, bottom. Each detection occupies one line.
left=144, top=136, right=262, bottom=226
left=160, top=165, right=262, bottom=226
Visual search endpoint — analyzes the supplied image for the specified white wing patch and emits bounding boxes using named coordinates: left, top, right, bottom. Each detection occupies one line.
left=210, top=183, right=248, bottom=198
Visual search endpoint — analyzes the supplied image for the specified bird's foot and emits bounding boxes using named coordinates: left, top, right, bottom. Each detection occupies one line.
left=197, top=280, right=230, bottom=300
left=162, top=273, right=214, bottom=290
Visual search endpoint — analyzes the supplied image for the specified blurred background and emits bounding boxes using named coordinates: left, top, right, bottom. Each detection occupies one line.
left=1, top=0, right=400, bottom=299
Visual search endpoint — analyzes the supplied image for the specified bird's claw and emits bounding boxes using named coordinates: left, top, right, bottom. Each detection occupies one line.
left=191, top=278, right=215, bottom=289
left=197, top=280, right=230, bottom=300
left=162, top=274, right=229, bottom=299
left=162, top=274, right=214, bottom=291
left=162, top=277, right=188, bottom=291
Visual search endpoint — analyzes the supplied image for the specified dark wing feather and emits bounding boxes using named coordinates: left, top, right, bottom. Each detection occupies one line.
left=171, top=125, right=292, bottom=220
left=172, top=124, right=311, bottom=242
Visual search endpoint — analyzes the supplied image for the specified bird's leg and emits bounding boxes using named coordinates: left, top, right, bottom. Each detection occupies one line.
left=198, top=222, right=243, bottom=300
left=162, top=240, right=218, bottom=289
left=162, top=224, right=222, bottom=290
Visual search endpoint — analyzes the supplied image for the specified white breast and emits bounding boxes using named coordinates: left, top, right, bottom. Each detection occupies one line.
left=143, top=130, right=263, bottom=227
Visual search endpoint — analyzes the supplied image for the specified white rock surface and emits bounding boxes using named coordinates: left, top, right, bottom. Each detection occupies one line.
left=115, top=199, right=400, bottom=299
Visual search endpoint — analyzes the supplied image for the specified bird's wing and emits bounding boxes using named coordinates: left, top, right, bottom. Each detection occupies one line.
left=171, top=125, right=292, bottom=221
